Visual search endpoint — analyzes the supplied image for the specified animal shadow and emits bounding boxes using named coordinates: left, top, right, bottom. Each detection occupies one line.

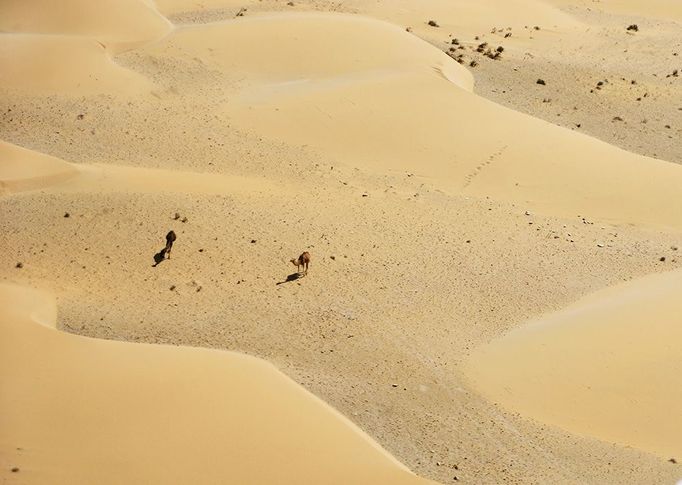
left=152, top=248, right=167, bottom=267
left=276, top=272, right=303, bottom=285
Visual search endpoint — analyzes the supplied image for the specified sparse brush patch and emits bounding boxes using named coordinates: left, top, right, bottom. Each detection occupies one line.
left=627, top=24, right=639, bottom=32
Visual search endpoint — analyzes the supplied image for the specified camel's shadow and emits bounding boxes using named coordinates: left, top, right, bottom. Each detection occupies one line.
left=276, top=272, right=305, bottom=285
left=152, top=248, right=167, bottom=267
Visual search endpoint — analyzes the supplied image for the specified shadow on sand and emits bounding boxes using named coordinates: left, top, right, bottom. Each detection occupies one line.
left=152, top=248, right=167, bottom=267
left=276, top=272, right=304, bottom=285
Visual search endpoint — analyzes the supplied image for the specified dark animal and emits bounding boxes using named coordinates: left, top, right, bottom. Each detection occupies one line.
left=165, top=230, right=176, bottom=259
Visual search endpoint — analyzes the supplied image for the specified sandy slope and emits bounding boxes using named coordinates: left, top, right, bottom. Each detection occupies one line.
left=0, top=34, right=154, bottom=95
left=0, top=0, right=171, bottom=52
left=2, top=0, right=682, bottom=483
left=0, top=283, right=429, bottom=484
left=466, top=268, right=682, bottom=460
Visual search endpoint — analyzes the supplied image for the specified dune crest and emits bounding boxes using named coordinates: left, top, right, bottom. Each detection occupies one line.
left=0, top=141, right=283, bottom=196
left=0, top=141, right=78, bottom=194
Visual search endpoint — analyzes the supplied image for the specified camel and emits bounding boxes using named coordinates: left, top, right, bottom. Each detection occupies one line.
left=291, top=251, right=311, bottom=274
left=165, top=230, right=176, bottom=259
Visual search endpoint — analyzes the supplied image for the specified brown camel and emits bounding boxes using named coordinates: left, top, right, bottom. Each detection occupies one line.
left=290, top=251, right=311, bottom=274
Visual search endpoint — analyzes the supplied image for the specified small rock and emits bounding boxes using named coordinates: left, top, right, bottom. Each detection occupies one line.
left=76, top=114, right=85, bottom=120
left=11, top=467, right=19, bottom=473
left=597, top=243, right=604, bottom=248
left=536, top=79, right=546, bottom=85
left=250, top=239, right=257, bottom=244
left=659, top=256, right=666, bottom=262
left=181, top=217, right=188, bottom=223
left=669, top=457, right=677, bottom=464
left=427, top=20, right=439, bottom=27
left=15, top=262, right=23, bottom=268
left=524, top=210, right=531, bottom=216
left=330, top=255, right=336, bottom=260
left=174, top=212, right=181, bottom=220
left=392, top=384, right=398, bottom=387
left=626, top=24, right=639, bottom=32
left=169, top=285, right=176, bottom=291
left=64, top=212, right=70, bottom=218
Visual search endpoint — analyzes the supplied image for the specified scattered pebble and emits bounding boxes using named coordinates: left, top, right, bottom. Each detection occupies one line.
left=669, top=458, right=677, bottom=464
left=11, top=467, right=19, bottom=473
left=15, top=262, right=23, bottom=268
left=536, top=79, right=546, bottom=85
left=427, top=20, right=439, bottom=27
left=626, top=24, right=639, bottom=32
left=659, top=256, right=666, bottom=262
left=64, top=212, right=70, bottom=218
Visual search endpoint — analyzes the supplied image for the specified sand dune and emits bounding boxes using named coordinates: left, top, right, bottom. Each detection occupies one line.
left=0, top=0, right=171, bottom=52
left=466, top=268, right=682, bottom=460
left=0, top=141, right=77, bottom=194
left=0, top=141, right=284, bottom=196
left=0, top=282, right=430, bottom=484
left=136, top=12, right=682, bottom=230
left=0, top=34, right=154, bottom=95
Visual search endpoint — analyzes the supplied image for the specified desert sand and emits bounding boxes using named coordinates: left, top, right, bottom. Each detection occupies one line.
left=1, top=0, right=681, bottom=483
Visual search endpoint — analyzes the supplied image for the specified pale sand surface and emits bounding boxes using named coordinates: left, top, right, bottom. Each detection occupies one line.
left=466, top=268, right=682, bottom=460
left=0, top=283, right=428, bottom=484
left=1, top=0, right=682, bottom=483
